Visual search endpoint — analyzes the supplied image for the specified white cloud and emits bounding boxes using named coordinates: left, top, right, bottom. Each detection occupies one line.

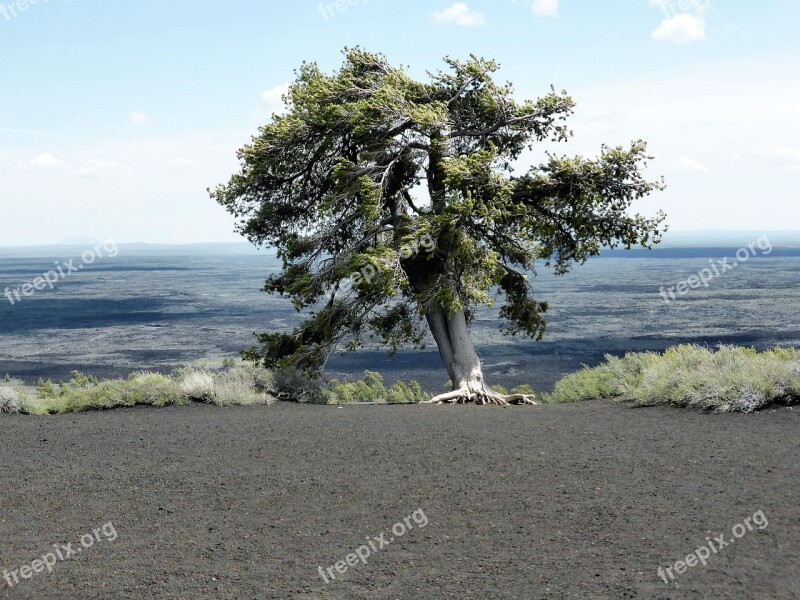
left=20, top=152, right=65, bottom=169
left=748, top=145, right=800, bottom=170
left=432, top=3, right=485, bottom=27
left=0, top=131, right=251, bottom=245
left=531, top=0, right=558, bottom=17
left=262, top=82, right=290, bottom=115
left=129, top=112, right=150, bottom=125
left=767, top=145, right=800, bottom=162
left=75, top=159, right=134, bottom=180
left=652, top=13, right=706, bottom=43
left=668, top=155, right=710, bottom=172
left=168, top=158, right=199, bottom=170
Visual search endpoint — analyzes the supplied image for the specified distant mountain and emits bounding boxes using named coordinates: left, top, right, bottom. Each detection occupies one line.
left=0, top=242, right=271, bottom=257
left=104, top=243, right=268, bottom=256
left=1, top=231, right=798, bottom=256
left=57, top=237, right=104, bottom=245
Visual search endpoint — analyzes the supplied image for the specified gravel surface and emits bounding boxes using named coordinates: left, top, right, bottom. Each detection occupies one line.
left=1, top=401, right=798, bottom=599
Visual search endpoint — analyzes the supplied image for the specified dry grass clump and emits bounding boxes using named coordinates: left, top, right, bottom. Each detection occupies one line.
left=178, top=370, right=217, bottom=402
left=213, top=365, right=276, bottom=406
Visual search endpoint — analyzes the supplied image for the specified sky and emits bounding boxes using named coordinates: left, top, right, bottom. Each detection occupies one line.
left=1, top=0, right=798, bottom=246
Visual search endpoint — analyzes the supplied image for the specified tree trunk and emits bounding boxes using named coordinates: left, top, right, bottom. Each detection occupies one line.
left=423, top=308, right=536, bottom=406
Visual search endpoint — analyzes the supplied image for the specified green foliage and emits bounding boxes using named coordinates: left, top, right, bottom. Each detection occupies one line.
left=545, top=345, right=800, bottom=412
left=69, top=370, right=99, bottom=387
left=35, top=379, right=59, bottom=399
left=326, top=371, right=428, bottom=404
left=544, top=364, right=617, bottom=404
left=212, top=48, right=665, bottom=374
left=30, top=372, right=186, bottom=414
left=511, top=384, right=536, bottom=396
left=386, top=380, right=426, bottom=404
left=222, top=357, right=239, bottom=369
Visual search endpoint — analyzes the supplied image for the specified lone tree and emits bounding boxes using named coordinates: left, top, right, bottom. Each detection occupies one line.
left=211, top=49, right=666, bottom=405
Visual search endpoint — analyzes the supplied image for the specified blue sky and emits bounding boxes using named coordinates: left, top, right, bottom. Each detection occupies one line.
left=1, top=0, right=798, bottom=246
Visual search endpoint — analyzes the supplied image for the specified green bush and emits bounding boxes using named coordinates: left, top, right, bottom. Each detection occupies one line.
left=546, top=345, right=800, bottom=412
left=386, top=380, right=426, bottom=404
left=69, top=371, right=99, bottom=387
left=544, top=363, right=617, bottom=404
left=30, top=372, right=187, bottom=414
left=511, top=384, right=536, bottom=396
left=326, top=371, right=428, bottom=404
left=123, top=372, right=186, bottom=407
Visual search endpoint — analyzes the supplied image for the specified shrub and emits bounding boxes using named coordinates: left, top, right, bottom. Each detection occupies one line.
left=386, top=380, right=426, bottom=404
left=179, top=370, right=217, bottom=402
left=121, top=372, right=185, bottom=408
left=69, top=371, right=100, bottom=387
left=35, top=379, right=60, bottom=399
left=0, top=387, right=22, bottom=414
left=326, top=371, right=428, bottom=404
left=222, top=357, right=239, bottom=369
left=3, top=362, right=437, bottom=413
left=544, top=363, right=617, bottom=404
left=272, top=367, right=325, bottom=403
left=214, top=365, right=276, bottom=406
left=3, top=366, right=279, bottom=415
left=546, top=345, right=800, bottom=412
left=511, top=384, right=536, bottom=396
left=327, top=371, right=384, bottom=404
left=28, top=372, right=186, bottom=414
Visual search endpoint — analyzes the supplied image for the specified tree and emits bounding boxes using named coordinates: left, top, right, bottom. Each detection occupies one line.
left=211, top=48, right=666, bottom=405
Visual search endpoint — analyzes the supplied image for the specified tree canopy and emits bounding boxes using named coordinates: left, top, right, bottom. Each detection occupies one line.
left=211, top=48, right=666, bottom=404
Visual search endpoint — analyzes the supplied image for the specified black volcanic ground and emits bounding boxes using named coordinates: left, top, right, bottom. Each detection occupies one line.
left=1, top=401, right=797, bottom=599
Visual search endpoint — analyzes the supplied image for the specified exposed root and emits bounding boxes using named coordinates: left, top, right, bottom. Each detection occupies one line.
left=423, top=389, right=538, bottom=406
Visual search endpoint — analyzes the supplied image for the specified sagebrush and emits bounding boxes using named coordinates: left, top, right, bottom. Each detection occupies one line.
left=545, top=345, right=800, bottom=413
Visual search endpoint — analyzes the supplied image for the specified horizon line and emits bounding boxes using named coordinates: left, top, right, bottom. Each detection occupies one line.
left=0, top=230, right=798, bottom=250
